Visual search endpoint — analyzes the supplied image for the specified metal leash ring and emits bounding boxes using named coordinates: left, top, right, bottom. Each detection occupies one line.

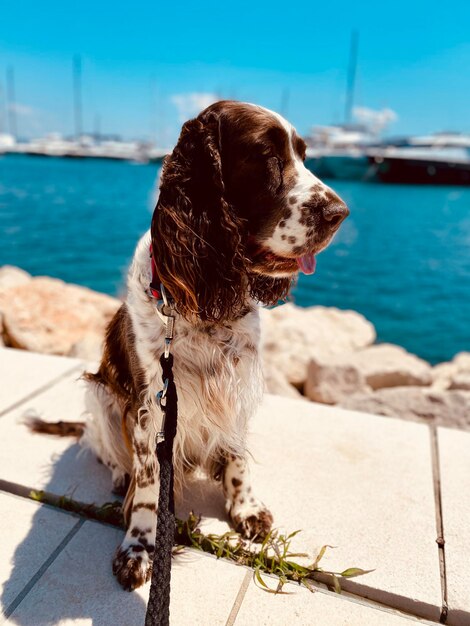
left=156, top=378, right=169, bottom=410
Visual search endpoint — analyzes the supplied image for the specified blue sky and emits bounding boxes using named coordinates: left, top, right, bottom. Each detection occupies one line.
left=1, top=0, right=470, bottom=144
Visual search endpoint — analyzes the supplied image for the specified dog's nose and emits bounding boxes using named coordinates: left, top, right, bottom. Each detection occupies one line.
left=322, top=201, right=350, bottom=227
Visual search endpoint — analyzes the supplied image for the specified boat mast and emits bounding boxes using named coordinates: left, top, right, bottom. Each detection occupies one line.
left=344, top=30, right=359, bottom=125
left=6, top=66, right=17, bottom=139
left=94, top=113, right=101, bottom=143
left=0, top=80, right=4, bottom=134
left=73, top=54, right=83, bottom=141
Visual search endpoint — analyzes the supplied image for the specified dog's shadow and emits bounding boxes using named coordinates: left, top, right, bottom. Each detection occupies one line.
left=2, top=439, right=228, bottom=625
left=178, top=472, right=228, bottom=522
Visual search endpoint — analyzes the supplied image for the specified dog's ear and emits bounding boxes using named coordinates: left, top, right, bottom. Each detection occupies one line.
left=151, top=110, right=247, bottom=322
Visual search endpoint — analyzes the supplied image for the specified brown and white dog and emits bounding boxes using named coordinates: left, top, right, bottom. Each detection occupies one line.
left=36, top=101, right=349, bottom=591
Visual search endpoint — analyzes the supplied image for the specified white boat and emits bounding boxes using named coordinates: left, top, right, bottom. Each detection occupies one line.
left=305, top=123, right=377, bottom=180
left=5, top=133, right=169, bottom=164
left=367, top=134, right=470, bottom=185
left=0, top=133, right=16, bottom=154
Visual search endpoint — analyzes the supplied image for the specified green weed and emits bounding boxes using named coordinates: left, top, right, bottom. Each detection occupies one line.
left=29, top=490, right=372, bottom=593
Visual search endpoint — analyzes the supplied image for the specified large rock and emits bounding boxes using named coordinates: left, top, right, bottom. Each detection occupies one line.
left=0, top=272, right=120, bottom=356
left=304, top=343, right=431, bottom=404
left=345, top=343, right=432, bottom=389
left=263, top=362, right=304, bottom=400
left=305, top=357, right=371, bottom=404
left=449, top=373, right=470, bottom=391
left=341, top=387, right=470, bottom=429
left=261, top=304, right=376, bottom=386
left=432, top=352, right=470, bottom=390
left=69, top=333, right=105, bottom=361
left=0, top=266, right=32, bottom=290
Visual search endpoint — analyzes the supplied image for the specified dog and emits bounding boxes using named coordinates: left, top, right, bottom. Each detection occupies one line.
left=31, top=101, right=348, bottom=591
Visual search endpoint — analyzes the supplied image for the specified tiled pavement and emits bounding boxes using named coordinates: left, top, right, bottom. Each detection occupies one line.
left=0, top=346, right=468, bottom=626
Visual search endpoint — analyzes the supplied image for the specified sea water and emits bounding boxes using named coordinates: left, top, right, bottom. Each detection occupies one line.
left=1, top=154, right=469, bottom=364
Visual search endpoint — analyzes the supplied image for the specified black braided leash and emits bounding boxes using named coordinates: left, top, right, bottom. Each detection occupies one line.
left=145, top=352, right=178, bottom=626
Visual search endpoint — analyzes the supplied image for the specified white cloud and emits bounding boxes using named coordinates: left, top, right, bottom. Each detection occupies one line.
left=171, top=92, right=218, bottom=124
left=353, top=106, right=398, bottom=135
left=6, top=103, right=54, bottom=138
left=8, top=102, right=36, bottom=117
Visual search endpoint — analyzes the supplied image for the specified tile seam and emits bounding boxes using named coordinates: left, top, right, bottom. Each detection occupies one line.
left=0, top=363, right=84, bottom=418
left=429, top=424, right=448, bottom=624
left=224, top=569, right=252, bottom=626
left=1, top=518, right=85, bottom=620
left=0, top=480, right=443, bottom=623
left=0, top=482, right=121, bottom=530
left=223, top=570, right=440, bottom=625
left=0, top=482, right=85, bottom=522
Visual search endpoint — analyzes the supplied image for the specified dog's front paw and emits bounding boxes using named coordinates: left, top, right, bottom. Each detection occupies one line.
left=113, top=542, right=152, bottom=591
left=230, top=499, right=273, bottom=541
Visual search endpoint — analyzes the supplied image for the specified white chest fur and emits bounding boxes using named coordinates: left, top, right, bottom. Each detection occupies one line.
left=126, top=232, right=264, bottom=469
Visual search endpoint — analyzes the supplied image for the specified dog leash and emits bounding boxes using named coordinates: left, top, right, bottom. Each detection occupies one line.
left=145, top=275, right=178, bottom=626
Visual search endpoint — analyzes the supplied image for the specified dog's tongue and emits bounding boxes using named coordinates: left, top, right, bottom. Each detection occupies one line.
left=296, top=253, right=316, bottom=275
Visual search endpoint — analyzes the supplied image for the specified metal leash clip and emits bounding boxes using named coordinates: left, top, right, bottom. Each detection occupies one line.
left=156, top=377, right=168, bottom=443
left=155, top=284, right=175, bottom=359
left=155, top=283, right=176, bottom=442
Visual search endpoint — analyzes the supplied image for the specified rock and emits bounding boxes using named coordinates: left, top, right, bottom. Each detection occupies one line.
left=0, top=266, right=31, bottom=290
left=263, top=363, right=304, bottom=400
left=345, top=343, right=432, bottom=389
left=432, top=352, right=470, bottom=390
left=69, top=333, right=104, bottom=361
left=261, top=304, right=376, bottom=386
left=0, top=273, right=120, bottom=356
left=431, top=362, right=456, bottom=391
left=340, top=387, right=470, bottom=429
left=449, top=373, right=470, bottom=391
left=454, top=352, right=470, bottom=369
left=304, top=343, right=431, bottom=404
left=305, top=356, right=371, bottom=404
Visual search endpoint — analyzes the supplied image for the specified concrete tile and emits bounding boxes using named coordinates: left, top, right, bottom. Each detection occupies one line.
left=234, top=581, right=436, bottom=626
left=179, top=395, right=442, bottom=621
left=0, top=373, right=114, bottom=504
left=6, top=521, right=246, bottom=626
left=0, top=348, right=82, bottom=415
left=0, top=351, right=442, bottom=623
left=0, top=491, right=80, bottom=618
left=438, top=427, right=470, bottom=626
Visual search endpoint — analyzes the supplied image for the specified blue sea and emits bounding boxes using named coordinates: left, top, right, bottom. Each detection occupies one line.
left=1, top=154, right=469, bottom=364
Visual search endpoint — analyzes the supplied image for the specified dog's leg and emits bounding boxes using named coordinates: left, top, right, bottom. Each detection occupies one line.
left=112, top=415, right=158, bottom=591
left=82, top=382, right=132, bottom=497
left=223, top=455, right=273, bottom=540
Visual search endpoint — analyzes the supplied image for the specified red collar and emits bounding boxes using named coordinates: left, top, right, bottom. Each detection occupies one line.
left=149, top=244, right=162, bottom=299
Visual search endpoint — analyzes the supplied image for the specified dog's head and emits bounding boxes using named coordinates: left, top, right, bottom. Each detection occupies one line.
left=152, top=100, right=349, bottom=322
